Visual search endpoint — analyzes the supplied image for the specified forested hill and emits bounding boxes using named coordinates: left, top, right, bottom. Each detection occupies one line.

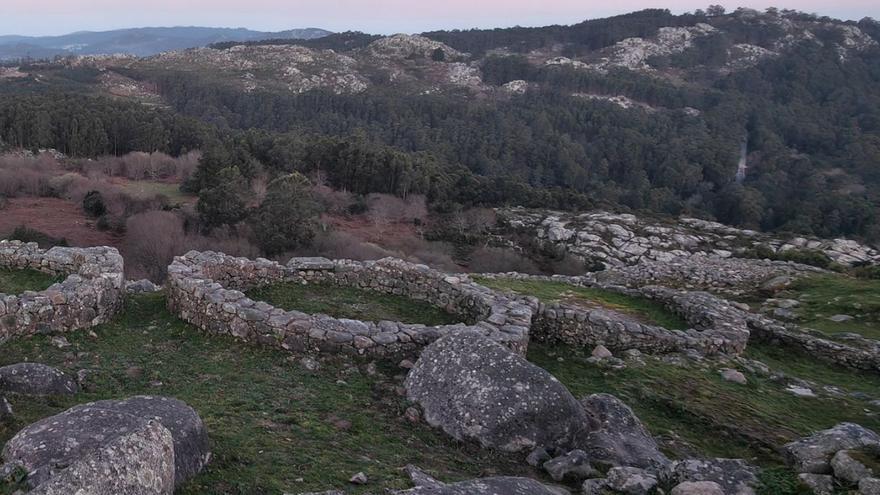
left=1, top=7, right=880, bottom=243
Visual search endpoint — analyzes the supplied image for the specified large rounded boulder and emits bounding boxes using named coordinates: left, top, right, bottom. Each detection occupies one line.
left=580, top=393, right=669, bottom=470
left=2, top=395, right=209, bottom=490
left=28, top=420, right=175, bottom=495
left=0, top=363, right=78, bottom=396
left=404, top=331, right=592, bottom=452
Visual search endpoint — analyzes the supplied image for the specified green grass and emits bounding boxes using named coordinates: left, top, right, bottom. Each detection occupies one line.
left=473, top=277, right=688, bottom=330
left=246, top=282, right=463, bottom=326
left=778, top=274, right=880, bottom=340
left=528, top=342, right=880, bottom=469
left=0, top=294, right=534, bottom=494
left=120, top=180, right=193, bottom=203
left=0, top=267, right=60, bottom=294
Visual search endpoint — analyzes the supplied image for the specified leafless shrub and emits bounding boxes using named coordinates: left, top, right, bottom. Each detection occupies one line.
left=123, top=211, right=186, bottom=282
left=468, top=247, right=541, bottom=274
left=366, top=194, right=428, bottom=227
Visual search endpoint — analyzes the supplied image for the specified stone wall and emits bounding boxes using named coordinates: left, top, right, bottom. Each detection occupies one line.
left=473, top=273, right=751, bottom=356
left=0, top=241, right=125, bottom=343
left=166, top=252, right=536, bottom=357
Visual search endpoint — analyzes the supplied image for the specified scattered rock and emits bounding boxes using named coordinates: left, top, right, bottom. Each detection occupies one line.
left=391, top=472, right=570, bottom=494
left=399, top=359, right=415, bottom=369
left=670, top=481, right=726, bottom=495
left=126, top=279, right=160, bottom=294
left=592, top=345, right=613, bottom=359
left=349, top=472, right=368, bottom=485
left=720, top=369, right=748, bottom=385
left=831, top=450, right=873, bottom=484
left=797, top=473, right=835, bottom=495
left=784, top=423, right=880, bottom=474
left=860, top=478, right=880, bottom=495
left=49, top=336, right=70, bottom=349
left=830, top=314, right=855, bottom=323
left=542, top=450, right=598, bottom=481
left=405, top=331, right=591, bottom=452
left=526, top=447, right=551, bottom=467
left=0, top=363, right=78, bottom=396
left=787, top=385, right=817, bottom=398
left=665, top=458, right=760, bottom=495
left=605, top=466, right=658, bottom=494
left=580, top=393, right=669, bottom=470
left=299, top=357, right=321, bottom=372
left=404, top=406, right=421, bottom=423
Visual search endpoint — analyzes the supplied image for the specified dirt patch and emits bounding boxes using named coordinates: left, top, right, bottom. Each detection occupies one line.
left=0, top=198, right=121, bottom=247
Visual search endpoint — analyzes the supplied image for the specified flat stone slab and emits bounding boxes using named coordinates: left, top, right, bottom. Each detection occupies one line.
left=287, top=257, right=335, bottom=271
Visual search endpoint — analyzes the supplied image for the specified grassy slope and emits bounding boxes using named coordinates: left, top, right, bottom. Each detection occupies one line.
left=778, top=274, right=880, bottom=339
left=246, top=282, right=462, bottom=326
left=0, top=267, right=59, bottom=294
left=473, top=277, right=689, bottom=330
left=0, top=294, right=533, bottom=494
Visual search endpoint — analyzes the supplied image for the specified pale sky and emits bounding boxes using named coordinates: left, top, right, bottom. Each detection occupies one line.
left=1, top=0, right=878, bottom=37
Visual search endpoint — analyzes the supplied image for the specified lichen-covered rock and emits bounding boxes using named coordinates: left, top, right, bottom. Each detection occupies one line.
left=664, top=458, right=760, bottom=495
left=28, top=420, right=175, bottom=495
left=580, top=393, right=669, bottom=470
left=831, top=450, right=874, bottom=484
left=74, top=396, right=210, bottom=486
left=670, top=481, right=726, bottom=495
left=605, top=466, right=658, bottom=494
left=391, top=465, right=569, bottom=494
left=796, top=473, right=834, bottom=495
left=2, top=396, right=208, bottom=488
left=542, top=450, right=598, bottom=481
left=784, top=423, right=880, bottom=474
left=405, top=331, right=591, bottom=452
left=126, top=279, right=161, bottom=294
left=0, top=363, right=78, bottom=396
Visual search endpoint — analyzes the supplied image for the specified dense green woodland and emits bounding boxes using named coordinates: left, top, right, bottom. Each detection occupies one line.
left=1, top=9, right=880, bottom=242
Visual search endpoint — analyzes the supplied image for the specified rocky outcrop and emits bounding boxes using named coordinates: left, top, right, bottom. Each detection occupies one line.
left=404, top=331, right=591, bottom=452
left=392, top=465, right=569, bottom=495
left=663, top=458, right=760, bottom=495
left=167, top=252, right=535, bottom=357
left=0, top=363, right=78, bottom=396
left=2, top=396, right=208, bottom=489
left=498, top=208, right=879, bottom=272
left=784, top=423, right=880, bottom=474
left=0, top=241, right=125, bottom=342
left=581, top=393, right=669, bottom=470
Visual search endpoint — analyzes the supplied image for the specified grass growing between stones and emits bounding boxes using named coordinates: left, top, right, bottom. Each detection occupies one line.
left=0, top=267, right=59, bottom=295
left=777, top=274, right=880, bottom=340
left=528, top=343, right=880, bottom=473
left=0, top=294, right=533, bottom=494
left=246, top=282, right=462, bottom=326
left=473, top=277, right=689, bottom=330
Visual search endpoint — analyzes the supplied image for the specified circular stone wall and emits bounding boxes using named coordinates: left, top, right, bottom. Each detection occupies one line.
left=166, top=252, right=536, bottom=356
left=473, top=273, right=751, bottom=356
left=0, top=240, right=125, bottom=343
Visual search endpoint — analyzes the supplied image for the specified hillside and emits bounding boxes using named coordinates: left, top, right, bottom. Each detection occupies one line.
left=0, top=26, right=332, bottom=60
left=1, top=7, right=880, bottom=245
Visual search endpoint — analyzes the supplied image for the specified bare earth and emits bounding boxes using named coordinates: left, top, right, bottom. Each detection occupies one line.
left=0, top=198, right=121, bottom=247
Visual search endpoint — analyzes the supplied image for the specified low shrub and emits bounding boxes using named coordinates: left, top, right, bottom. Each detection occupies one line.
left=2, top=226, right=68, bottom=248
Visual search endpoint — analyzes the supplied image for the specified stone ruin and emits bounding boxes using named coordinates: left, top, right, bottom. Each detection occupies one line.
left=0, top=240, right=125, bottom=343
left=166, top=251, right=536, bottom=356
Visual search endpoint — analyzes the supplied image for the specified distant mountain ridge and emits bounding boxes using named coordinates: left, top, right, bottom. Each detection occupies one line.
left=0, top=26, right=332, bottom=60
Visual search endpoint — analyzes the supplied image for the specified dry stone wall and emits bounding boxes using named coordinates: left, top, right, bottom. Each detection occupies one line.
left=473, top=273, right=751, bottom=356
left=166, top=252, right=536, bottom=357
left=0, top=241, right=124, bottom=343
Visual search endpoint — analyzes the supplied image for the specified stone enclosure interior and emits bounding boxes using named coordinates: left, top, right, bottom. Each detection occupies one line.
left=0, top=240, right=125, bottom=343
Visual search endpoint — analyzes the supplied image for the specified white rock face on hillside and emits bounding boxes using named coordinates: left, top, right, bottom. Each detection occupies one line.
left=588, top=23, right=717, bottom=71
left=363, top=34, right=466, bottom=61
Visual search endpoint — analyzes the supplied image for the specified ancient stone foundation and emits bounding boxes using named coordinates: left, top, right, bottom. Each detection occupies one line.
left=0, top=241, right=125, bottom=343
left=166, top=252, right=536, bottom=357
left=473, top=273, right=751, bottom=356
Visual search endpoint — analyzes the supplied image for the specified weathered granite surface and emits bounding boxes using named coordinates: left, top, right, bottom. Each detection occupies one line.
left=499, top=208, right=879, bottom=269
left=0, top=240, right=125, bottom=342
left=166, top=252, right=536, bottom=357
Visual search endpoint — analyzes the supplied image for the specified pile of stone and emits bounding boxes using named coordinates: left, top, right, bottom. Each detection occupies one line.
left=166, top=252, right=536, bottom=357
left=1, top=395, right=209, bottom=494
left=498, top=208, right=879, bottom=269
left=0, top=240, right=125, bottom=342
left=784, top=423, right=880, bottom=494
left=403, top=331, right=762, bottom=495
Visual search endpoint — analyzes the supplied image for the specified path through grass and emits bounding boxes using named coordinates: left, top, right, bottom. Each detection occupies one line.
left=474, top=277, right=688, bottom=330
left=0, top=267, right=59, bottom=294
left=0, top=294, right=529, bottom=494
left=246, top=282, right=462, bottom=326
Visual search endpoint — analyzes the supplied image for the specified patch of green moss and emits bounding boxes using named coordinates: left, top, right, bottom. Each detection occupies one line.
left=777, top=274, right=880, bottom=340
left=246, top=282, right=462, bottom=326
left=473, top=277, right=688, bottom=330
left=0, top=267, right=60, bottom=295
